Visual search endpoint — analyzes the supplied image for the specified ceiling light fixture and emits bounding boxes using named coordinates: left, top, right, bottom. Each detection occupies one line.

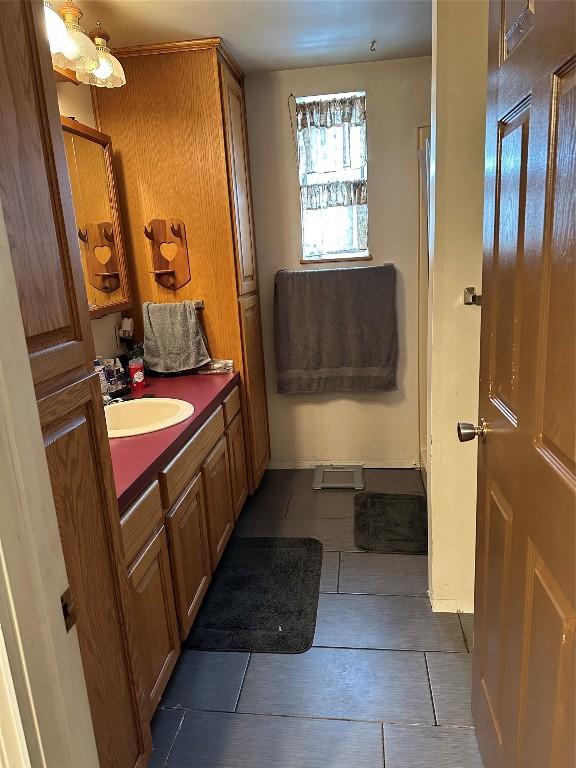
left=43, top=1, right=69, bottom=57
left=77, top=22, right=126, bottom=88
left=52, top=1, right=99, bottom=74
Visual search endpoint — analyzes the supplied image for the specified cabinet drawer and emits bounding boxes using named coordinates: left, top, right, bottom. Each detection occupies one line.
left=222, top=385, right=241, bottom=426
left=121, top=481, right=163, bottom=566
left=160, top=406, right=225, bottom=509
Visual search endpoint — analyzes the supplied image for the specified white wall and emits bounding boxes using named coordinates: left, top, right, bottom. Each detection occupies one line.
left=427, top=0, right=488, bottom=612
left=245, top=57, right=431, bottom=468
left=56, top=83, right=123, bottom=359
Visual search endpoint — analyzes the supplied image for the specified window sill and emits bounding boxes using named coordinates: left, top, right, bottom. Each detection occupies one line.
left=300, top=252, right=373, bottom=265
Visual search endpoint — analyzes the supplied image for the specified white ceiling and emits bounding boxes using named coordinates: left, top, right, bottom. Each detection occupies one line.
left=80, top=0, right=432, bottom=73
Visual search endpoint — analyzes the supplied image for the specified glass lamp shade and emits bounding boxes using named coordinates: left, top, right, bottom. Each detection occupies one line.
left=43, top=1, right=69, bottom=57
left=52, top=21, right=99, bottom=73
left=77, top=24, right=126, bottom=88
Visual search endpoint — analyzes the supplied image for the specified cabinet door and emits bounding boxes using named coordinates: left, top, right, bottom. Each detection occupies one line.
left=128, top=525, right=180, bottom=717
left=220, top=63, right=258, bottom=295
left=227, top=413, right=249, bottom=519
left=202, top=437, right=235, bottom=569
left=238, top=294, right=270, bottom=490
left=166, top=474, right=212, bottom=640
left=0, top=3, right=150, bottom=766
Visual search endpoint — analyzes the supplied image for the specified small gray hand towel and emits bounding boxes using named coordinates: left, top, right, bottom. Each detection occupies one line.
left=274, top=265, right=398, bottom=393
left=143, top=301, right=211, bottom=373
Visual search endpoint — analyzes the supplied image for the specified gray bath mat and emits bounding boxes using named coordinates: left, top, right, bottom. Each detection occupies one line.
left=184, top=537, right=322, bottom=654
left=354, top=492, right=427, bottom=554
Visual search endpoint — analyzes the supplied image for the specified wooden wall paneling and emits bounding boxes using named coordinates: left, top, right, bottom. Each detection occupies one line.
left=93, top=47, right=243, bottom=368
left=38, top=374, right=151, bottom=767
left=219, top=61, right=259, bottom=295
left=238, top=293, right=270, bottom=489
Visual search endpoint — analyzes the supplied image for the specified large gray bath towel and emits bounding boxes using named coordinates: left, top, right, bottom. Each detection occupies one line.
left=143, top=301, right=211, bottom=373
left=274, top=265, right=398, bottom=393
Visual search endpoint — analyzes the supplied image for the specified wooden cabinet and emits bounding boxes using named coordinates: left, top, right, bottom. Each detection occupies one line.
left=220, top=63, right=258, bottom=295
left=239, top=294, right=270, bottom=488
left=166, top=474, right=212, bottom=640
left=128, top=526, right=180, bottom=717
left=0, top=3, right=150, bottom=766
left=94, top=38, right=270, bottom=494
left=227, top=413, right=249, bottom=519
left=202, top=437, right=235, bottom=569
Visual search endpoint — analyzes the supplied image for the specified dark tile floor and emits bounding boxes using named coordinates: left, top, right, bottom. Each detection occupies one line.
left=150, top=469, right=483, bottom=768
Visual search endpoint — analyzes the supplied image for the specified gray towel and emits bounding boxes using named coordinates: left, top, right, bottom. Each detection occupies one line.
left=143, top=301, right=211, bottom=373
left=274, top=265, right=398, bottom=393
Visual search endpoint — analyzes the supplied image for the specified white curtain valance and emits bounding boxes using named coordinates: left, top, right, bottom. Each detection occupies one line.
left=296, top=95, right=366, bottom=129
left=300, top=180, right=368, bottom=211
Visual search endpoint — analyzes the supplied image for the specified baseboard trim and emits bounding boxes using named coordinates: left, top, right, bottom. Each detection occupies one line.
left=430, top=597, right=475, bottom=614
left=268, top=460, right=422, bottom=470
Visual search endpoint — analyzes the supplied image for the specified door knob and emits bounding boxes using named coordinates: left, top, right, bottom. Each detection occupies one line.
left=457, top=418, right=487, bottom=443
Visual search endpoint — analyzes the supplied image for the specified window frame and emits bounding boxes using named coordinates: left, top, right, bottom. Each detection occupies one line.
left=295, top=90, right=371, bottom=264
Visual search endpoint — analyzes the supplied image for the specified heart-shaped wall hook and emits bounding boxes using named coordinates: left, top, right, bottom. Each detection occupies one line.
left=94, top=245, right=112, bottom=265
left=160, top=241, right=178, bottom=262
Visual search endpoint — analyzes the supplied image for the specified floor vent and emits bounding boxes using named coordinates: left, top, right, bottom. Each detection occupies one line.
left=312, top=464, right=365, bottom=490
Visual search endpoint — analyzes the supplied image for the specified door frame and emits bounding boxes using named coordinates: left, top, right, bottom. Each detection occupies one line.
left=0, top=201, right=99, bottom=767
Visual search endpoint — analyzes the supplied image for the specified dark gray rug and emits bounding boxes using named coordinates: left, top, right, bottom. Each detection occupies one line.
left=354, top=492, right=427, bottom=554
left=184, top=537, right=323, bottom=654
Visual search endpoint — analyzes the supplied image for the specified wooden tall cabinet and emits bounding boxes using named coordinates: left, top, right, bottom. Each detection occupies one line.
left=0, top=2, right=150, bottom=767
left=93, top=37, right=270, bottom=492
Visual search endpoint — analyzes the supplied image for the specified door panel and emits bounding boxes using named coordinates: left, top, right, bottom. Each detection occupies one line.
left=0, top=3, right=151, bottom=765
left=166, top=473, right=212, bottom=640
left=238, top=294, right=270, bottom=490
left=40, top=375, right=148, bottom=767
left=227, top=413, right=249, bottom=519
left=129, top=526, right=180, bottom=717
left=474, top=4, right=575, bottom=768
left=202, top=437, right=234, bottom=570
left=220, top=63, right=258, bottom=295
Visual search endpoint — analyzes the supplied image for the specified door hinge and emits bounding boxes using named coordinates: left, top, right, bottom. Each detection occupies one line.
left=60, top=586, right=77, bottom=632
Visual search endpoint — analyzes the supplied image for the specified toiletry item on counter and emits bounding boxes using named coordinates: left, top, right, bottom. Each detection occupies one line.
left=197, top=359, right=234, bottom=375
left=94, top=359, right=109, bottom=394
left=119, top=317, right=134, bottom=339
left=129, top=357, right=146, bottom=390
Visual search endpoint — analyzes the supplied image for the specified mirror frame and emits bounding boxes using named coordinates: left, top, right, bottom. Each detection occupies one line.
left=61, top=116, right=132, bottom=318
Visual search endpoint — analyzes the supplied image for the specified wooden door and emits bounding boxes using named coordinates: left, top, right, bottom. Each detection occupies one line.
left=202, top=437, right=235, bottom=569
left=473, top=4, right=575, bottom=768
left=227, top=413, right=249, bottom=519
left=220, top=63, right=259, bottom=295
left=0, top=2, right=150, bottom=766
left=166, top=474, right=212, bottom=640
left=128, top=526, right=180, bottom=717
left=239, top=294, right=270, bottom=490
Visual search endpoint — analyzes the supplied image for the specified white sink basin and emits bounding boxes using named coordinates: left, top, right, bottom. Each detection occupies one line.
left=105, top=397, right=194, bottom=438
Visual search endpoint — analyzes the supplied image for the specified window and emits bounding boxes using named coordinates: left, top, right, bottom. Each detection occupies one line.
left=295, top=91, right=368, bottom=261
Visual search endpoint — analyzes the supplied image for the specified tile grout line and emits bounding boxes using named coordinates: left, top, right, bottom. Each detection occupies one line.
left=423, top=652, right=438, bottom=726
left=234, top=653, right=252, bottom=712
left=162, top=709, right=187, bottom=768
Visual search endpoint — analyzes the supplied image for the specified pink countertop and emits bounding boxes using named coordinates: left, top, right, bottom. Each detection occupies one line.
left=109, top=372, right=239, bottom=513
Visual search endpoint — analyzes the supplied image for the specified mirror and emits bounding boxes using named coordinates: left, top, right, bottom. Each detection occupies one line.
left=61, top=116, right=131, bottom=317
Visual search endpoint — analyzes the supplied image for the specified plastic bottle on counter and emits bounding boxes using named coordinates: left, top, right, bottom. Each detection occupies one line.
left=128, top=357, right=146, bottom=391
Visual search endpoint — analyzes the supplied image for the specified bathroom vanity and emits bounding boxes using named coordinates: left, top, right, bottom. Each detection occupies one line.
left=109, top=373, right=248, bottom=718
